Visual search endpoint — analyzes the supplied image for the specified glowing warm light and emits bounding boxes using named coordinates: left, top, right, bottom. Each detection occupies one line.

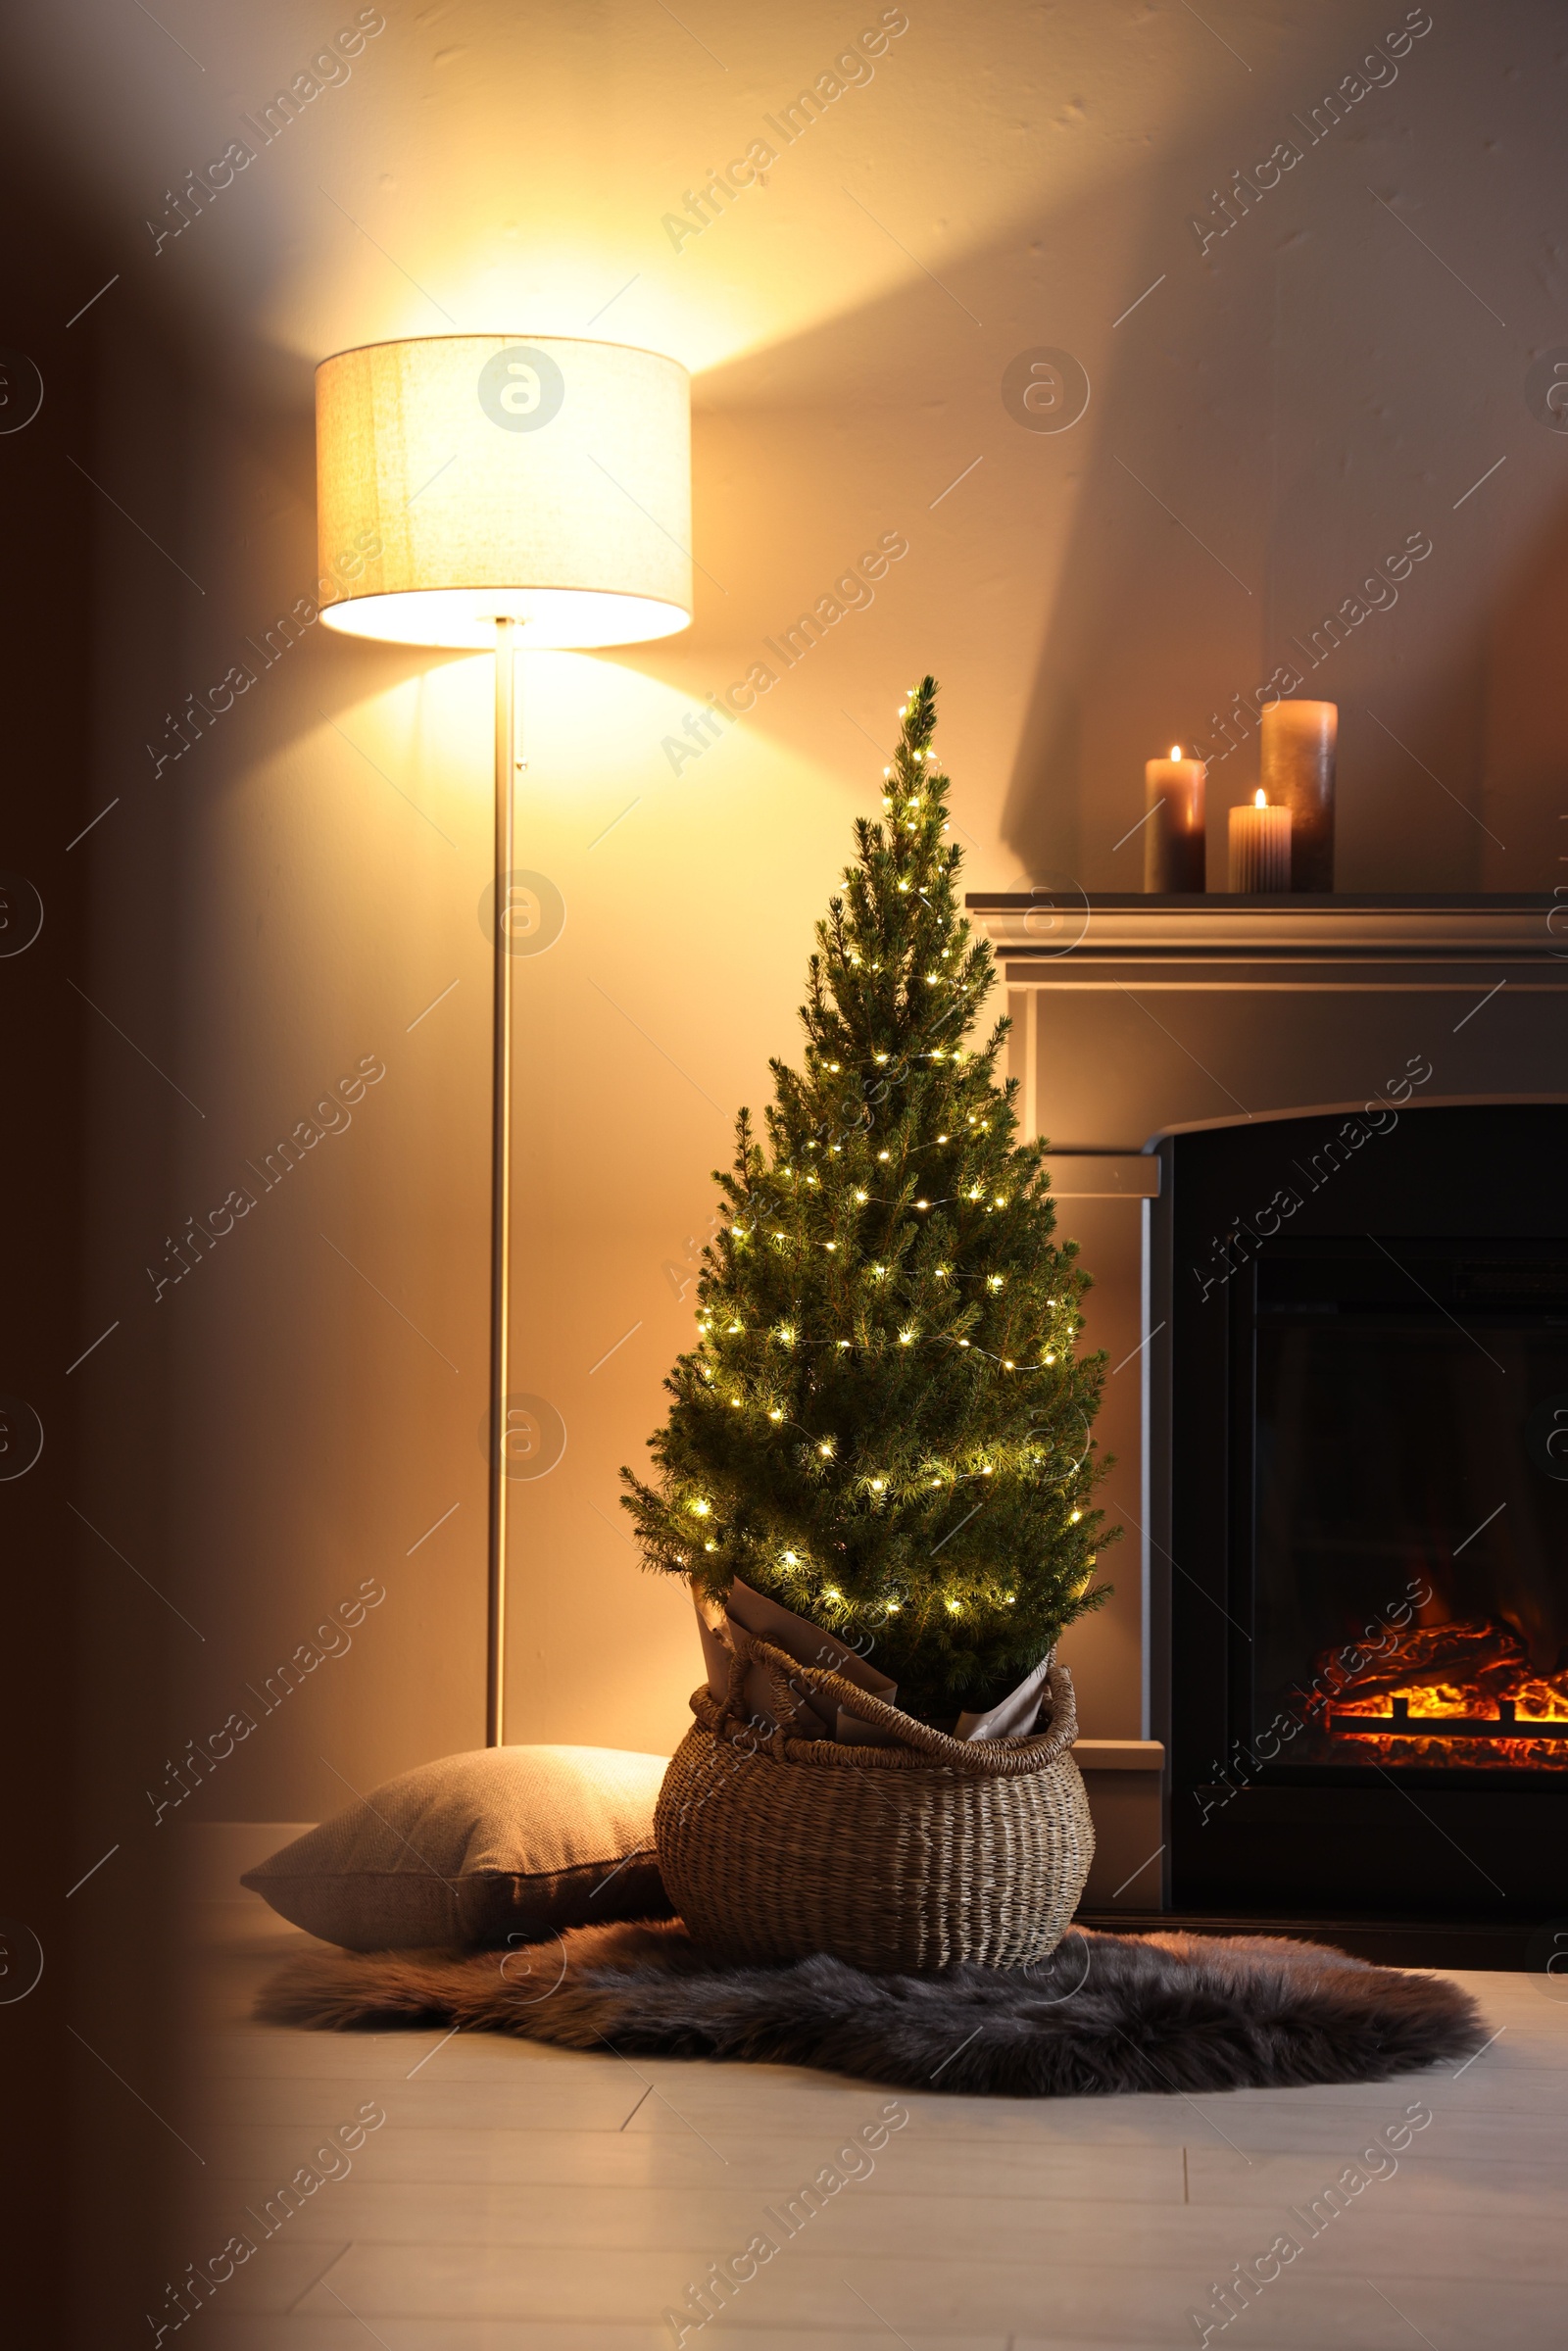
left=1325, top=1615, right=1568, bottom=1771
left=316, top=336, right=691, bottom=647
left=1170, top=745, right=1182, bottom=759
left=1254, top=787, right=1267, bottom=808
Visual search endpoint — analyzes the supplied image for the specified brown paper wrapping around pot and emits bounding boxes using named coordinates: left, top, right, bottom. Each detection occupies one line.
left=693, top=1580, right=900, bottom=1744
left=954, top=1647, right=1055, bottom=1741
left=694, top=1579, right=1054, bottom=1745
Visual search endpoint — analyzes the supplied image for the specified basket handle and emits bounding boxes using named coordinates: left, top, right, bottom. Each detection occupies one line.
left=728, top=1631, right=1079, bottom=1775
left=715, top=1631, right=826, bottom=1741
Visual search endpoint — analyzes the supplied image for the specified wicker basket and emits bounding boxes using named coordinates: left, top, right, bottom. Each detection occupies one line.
left=655, top=1630, right=1094, bottom=1972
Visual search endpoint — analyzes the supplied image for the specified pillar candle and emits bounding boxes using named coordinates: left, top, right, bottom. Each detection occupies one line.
left=1258, top=699, right=1336, bottom=891
left=1143, top=747, right=1206, bottom=893
left=1228, top=790, right=1292, bottom=892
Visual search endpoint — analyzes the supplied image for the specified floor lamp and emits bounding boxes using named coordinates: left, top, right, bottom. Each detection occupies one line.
left=315, top=335, right=692, bottom=1743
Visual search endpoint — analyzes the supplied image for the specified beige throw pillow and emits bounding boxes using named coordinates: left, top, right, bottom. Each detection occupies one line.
left=241, top=1744, right=671, bottom=1950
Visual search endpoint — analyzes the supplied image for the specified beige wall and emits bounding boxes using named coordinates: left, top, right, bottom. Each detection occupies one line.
left=26, top=0, right=1568, bottom=1815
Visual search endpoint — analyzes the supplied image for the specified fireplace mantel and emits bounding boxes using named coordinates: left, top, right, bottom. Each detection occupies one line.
left=962, top=893, right=1568, bottom=1154
left=969, top=892, right=1565, bottom=972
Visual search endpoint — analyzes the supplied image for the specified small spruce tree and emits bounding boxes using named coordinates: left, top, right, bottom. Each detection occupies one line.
left=622, top=677, right=1115, bottom=1726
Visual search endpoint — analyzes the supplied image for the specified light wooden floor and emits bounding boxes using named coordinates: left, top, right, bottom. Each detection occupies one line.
left=182, top=1892, right=1568, bottom=2351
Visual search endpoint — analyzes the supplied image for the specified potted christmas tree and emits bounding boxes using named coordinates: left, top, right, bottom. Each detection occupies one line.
left=624, top=678, right=1116, bottom=1970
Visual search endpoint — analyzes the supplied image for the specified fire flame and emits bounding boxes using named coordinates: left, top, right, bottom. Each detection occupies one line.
left=1313, top=1617, right=1568, bottom=1773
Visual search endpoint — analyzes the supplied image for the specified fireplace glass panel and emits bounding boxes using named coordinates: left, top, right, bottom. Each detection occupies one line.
left=1252, top=1244, right=1568, bottom=1773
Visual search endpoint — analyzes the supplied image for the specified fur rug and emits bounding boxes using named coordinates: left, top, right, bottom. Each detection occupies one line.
left=257, top=1918, right=1485, bottom=2096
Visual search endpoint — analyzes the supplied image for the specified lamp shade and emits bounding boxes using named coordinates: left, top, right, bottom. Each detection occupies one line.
left=315, top=335, right=691, bottom=649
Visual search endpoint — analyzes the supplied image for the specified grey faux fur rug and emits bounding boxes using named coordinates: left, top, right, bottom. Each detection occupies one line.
left=257, top=1918, right=1485, bottom=2096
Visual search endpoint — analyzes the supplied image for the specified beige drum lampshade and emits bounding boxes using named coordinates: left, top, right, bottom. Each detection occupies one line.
left=315, top=335, right=692, bottom=649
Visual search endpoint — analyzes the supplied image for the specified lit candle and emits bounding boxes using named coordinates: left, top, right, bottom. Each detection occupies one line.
left=1143, top=745, right=1206, bottom=893
left=1228, top=790, right=1292, bottom=893
left=1259, top=699, right=1336, bottom=891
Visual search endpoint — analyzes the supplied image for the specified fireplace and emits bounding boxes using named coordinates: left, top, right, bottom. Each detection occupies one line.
left=967, top=892, right=1568, bottom=1944
left=1254, top=1240, right=1568, bottom=1780
left=1162, top=1103, right=1568, bottom=1919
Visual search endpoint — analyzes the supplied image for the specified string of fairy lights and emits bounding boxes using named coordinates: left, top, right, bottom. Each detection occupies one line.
left=661, top=686, right=1095, bottom=1603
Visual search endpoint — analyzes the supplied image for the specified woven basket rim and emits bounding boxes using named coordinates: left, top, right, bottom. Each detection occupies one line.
left=695, top=1632, right=1080, bottom=1778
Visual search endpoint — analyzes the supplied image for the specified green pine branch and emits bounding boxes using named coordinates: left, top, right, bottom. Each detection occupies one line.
left=621, top=675, right=1116, bottom=1724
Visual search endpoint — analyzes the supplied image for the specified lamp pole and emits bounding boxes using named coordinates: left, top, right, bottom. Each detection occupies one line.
left=487, top=616, right=517, bottom=1745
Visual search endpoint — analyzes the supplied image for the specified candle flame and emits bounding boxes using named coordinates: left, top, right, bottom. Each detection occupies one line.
left=1253, top=788, right=1267, bottom=808
left=1170, top=746, right=1181, bottom=760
